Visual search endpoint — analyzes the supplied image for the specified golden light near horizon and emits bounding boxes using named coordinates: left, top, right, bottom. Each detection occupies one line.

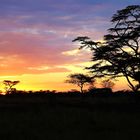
left=0, top=62, right=130, bottom=92
left=0, top=1, right=139, bottom=92
left=0, top=39, right=132, bottom=92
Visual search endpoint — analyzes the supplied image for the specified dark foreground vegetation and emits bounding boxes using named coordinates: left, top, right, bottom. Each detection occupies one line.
left=0, top=90, right=140, bottom=140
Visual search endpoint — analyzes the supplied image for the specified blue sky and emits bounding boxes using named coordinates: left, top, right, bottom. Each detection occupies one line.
left=0, top=0, right=139, bottom=91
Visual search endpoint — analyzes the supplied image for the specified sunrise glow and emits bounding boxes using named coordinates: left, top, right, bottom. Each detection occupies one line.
left=0, top=0, right=139, bottom=92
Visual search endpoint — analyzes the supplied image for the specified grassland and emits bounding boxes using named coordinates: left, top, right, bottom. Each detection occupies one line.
left=0, top=93, right=140, bottom=140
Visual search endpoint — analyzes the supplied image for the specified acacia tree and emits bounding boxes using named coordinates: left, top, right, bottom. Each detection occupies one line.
left=3, top=80, right=20, bottom=94
left=101, top=79, right=115, bottom=89
left=73, top=5, right=140, bottom=92
left=65, top=73, right=95, bottom=93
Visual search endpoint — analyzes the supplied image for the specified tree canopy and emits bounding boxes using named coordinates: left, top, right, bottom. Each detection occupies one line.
left=73, top=5, right=140, bottom=92
left=65, top=73, right=95, bottom=93
left=101, top=79, right=115, bottom=89
left=3, top=80, right=20, bottom=94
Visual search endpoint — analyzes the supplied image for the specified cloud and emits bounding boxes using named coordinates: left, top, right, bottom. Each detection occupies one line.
left=0, top=0, right=139, bottom=91
left=0, top=29, right=92, bottom=76
left=27, top=66, right=71, bottom=73
left=0, top=1, right=130, bottom=77
left=62, top=49, right=81, bottom=56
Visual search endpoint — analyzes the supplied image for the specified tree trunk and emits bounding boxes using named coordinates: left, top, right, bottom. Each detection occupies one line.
left=80, top=86, right=84, bottom=94
left=124, top=74, right=137, bottom=92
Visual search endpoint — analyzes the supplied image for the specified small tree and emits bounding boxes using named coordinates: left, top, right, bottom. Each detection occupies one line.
left=65, top=73, right=95, bottom=93
left=101, top=79, right=115, bottom=89
left=3, top=80, right=20, bottom=94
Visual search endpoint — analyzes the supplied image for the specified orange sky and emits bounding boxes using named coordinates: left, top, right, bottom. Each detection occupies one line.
left=0, top=0, right=138, bottom=92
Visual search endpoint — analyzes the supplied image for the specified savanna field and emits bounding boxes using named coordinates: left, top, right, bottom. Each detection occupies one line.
left=0, top=92, right=140, bottom=140
left=0, top=1, right=140, bottom=140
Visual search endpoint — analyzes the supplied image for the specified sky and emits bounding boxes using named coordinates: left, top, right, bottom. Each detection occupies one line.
left=0, top=0, right=139, bottom=92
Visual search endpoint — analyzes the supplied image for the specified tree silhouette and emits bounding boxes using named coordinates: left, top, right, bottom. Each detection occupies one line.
left=73, top=5, right=140, bottom=92
left=101, top=79, right=115, bottom=89
left=3, top=80, right=20, bottom=94
left=65, top=73, right=95, bottom=93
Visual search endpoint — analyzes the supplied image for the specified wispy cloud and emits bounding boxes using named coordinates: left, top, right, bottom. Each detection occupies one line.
left=0, top=0, right=139, bottom=90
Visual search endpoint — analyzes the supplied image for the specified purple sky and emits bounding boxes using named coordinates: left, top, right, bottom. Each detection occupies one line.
left=0, top=0, right=139, bottom=91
